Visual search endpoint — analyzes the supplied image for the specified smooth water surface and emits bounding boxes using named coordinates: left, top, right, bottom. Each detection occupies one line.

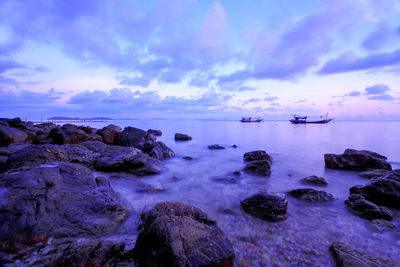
left=85, top=120, right=400, bottom=266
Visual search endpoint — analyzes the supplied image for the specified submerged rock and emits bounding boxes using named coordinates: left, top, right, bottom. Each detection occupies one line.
left=0, top=162, right=128, bottom=250
left=208, top=144, right=225, bottom=149
left=345, top=194, right=393, bottom=220
left=244, top=159, right=271, bottom=176
left=97, top=124, right=121, bottom=144
left=329, top=242, right=396, bottom=267
left=241, top=193, right=288, bottom=222
left=288, top=188, right=335, bottom=202
left=243, top=150, right=272, bottom=163
left=300, top=175, right=328, bottom=186
left=133, top=202, right=235, bottom=267
left=147, top=129, right=162, bottom=136
left=358, top=169, right=389, bottom=179
left=174, top=133, right=192, bottom=141
left=324, top=149, right=392, bottom=171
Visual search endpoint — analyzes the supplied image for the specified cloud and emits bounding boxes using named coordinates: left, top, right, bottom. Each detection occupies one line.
left=364, top=84, right=390, bottom=95
left=263, top=96, right=279, bottom=101
left=295, top=99, right=307, bottom=103
left=362, top=22, right=392, bottom=51
left=319, top=49, right=400, bottom=74
left=346, top=90, right=362, bottom=97
left=367, top=94, right=395, bottom=101
left=243, top=98, right=260, bottom=104
left=218, top=81, right=257, bottom=92
left=0, top=58, right=24, bottom=74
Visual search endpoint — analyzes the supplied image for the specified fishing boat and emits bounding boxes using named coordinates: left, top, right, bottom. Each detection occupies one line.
left=240, top=117, right=264, bottom=123
left=290, top=114, right=333, bottom=124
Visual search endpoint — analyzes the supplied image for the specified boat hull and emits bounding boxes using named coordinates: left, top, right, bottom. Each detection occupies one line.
left=290, top=119, right=332, bottom=124
left=240, top=119, right=263, bottom=122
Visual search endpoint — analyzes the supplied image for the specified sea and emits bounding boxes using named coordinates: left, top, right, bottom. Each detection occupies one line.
left=72, top=120, right=400, bottom=266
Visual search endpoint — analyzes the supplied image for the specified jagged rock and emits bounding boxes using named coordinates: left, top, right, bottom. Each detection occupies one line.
left=77, top=140, right=109, bottom=154
left=133, top=202, right=235, bottom=267
left=300, top=175, right=328, bottom=186
left=324, top=149, right=392, bottom=171
left=358, top=169, right=389, bottom=179
left=147, top=129, right=162, bottom=136
left=370, top=219, right=396, bottom=231
left=208, top=144, right=225, bottom=149
left=0, top=125, right=28, bottom=146
left=243, top=150, right=272, bottom=163
left=349, top=169, right=400, bottom=208
left=94, top=145, right=164, bottom=176
left=329, top=242, right=395, bottom=267
left=48, top=124, right=102, bottom=145
left=117, top=127, right=175, bottom=160
left=77, top=125, right=97, bottom=135
left=345, top=194, right=393, bottom=220
left=174, top=133, right=192, bottom=141
left=0, top=163, right=128, bottom=250
left=97, top=124, right=121, bottom=145
left=241, top=193, right=288, bottom=222
left=244, top=159, right=271, bottom=176
left=288, top=188, right=335, bottom=202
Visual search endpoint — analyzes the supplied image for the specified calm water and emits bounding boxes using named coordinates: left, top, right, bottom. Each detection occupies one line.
left=84, top=120, right=400, bottom=266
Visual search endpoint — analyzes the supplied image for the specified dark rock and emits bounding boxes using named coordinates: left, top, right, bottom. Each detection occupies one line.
left=288, top=188, right=335, bottom=202
left=244, top=159, right=271, bottom=176
left=48, top=125, right=102, bottom=145
left=244, top=150, right=272, bottom=163
left=371, top=219, right=396, bottom=231
left=0, top=156, right=7, bottom=172
left=133, top=202, right=235, bottom=267
left=94, top=145, right=164, bottom=176
left=324, top=149, right=392, bottom=171
left=241, top=193, right=288, bottom=222
left=117, top=127, right=175, bottom=160
left=345, top=194, right=393, bottom=220
left=147, top=129, right=162, bottom=136
left=174, top=133, right=192, bottom=141
left=233, top=170, right=241, bottom=176
left=77, top=140, right=109, bottom=154
left=329, top=242, right=395, bottom=267
left=77, top=125, right=97, bottom=135
left=35, top=122, right=57, bottom=133
left=97, top=124, right=121, bottom=145
left=135, top=185, right=166, bottom=194
left=208, top=144, right=225, bottom=149
left=358, top=169, right=389, bottom=179
left=0, top=125, right=28, bottom=146
left=0, top=162, right=128, bottom=249
left=0, top=143, right=30, bottom=157
left=300, top=175, right=328, bottom=186
left=349, top=169, right=400, bottom=208
left=183, top=156, right=193, bottom=160
left=232, top=145, right=237, bottom=148
left=218, top=208, right=237, bottom=216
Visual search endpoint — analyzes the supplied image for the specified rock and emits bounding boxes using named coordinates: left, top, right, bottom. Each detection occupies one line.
left=94, top=145, right=164, bottom=176
left=174, top=133, right=192, bottom=141
left=244, top=150, right=272, bottom=163
left=371, top=219, right=396, bottom=231
left=358, top=169, right=389, bottom=179
left=0, top=143, right=30, bottom=157
left=329, top=242, right=396, bottom=267
left=208, top=144, right=225, bottom=149
left=0, top=162, right=128, bottom=249
left=183, top=156, right=193, bottom=160
left=133, top=202, right=235, bottom=267
left=0, top=155, right=7, bottom=172
left=244, top=159, right=271, bottom=176
left=233, top=170, right=241, bottom=176
left=77, top=140, right=109, bottom=154
left=0, top=125, right=28, bottom=146
left=241, top=193, right=288, bottom=222
left=324, top=149, right=392, bottom=171
left=97, top=124, right=121, bottom=144
left=349, top=169, right=400, bottom=208
left=288, top=188, right=335, bottom=202
left=117, top=127, right=175, bottom=160
left=147, top=129, right=162, bottom=136
left=300, top=175, right=328, bottom=186
left=48, top=124, right=102, bottom=145
left=232, top=145, right=237, bottom=148
left=345, top=194, right=393, bottom=220
left=212, top=176, right=238, bottom=184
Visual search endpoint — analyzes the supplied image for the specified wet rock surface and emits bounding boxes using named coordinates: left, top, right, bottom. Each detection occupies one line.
left=147, top=129, right=162, bottom=136
left=241, top=193, right=288, bottom=222
left=324, top=149, right=392, bottom=171
left=288, top=188, right=335, bottom=202
left=300, top=175, right=328, bottom=186
left=0, top=125, right=28, bottom=146
left=358, top=169, right=389, bottom=179
left=345, top=194, right=393, bottom=220
left=133, top=202, right=235, bottom=267
left=174, top=133, right=192, bottom=141
left=244, top=160, right=271, bottom=176
left=48, top=124, right=102, bottom=144
left=97, top=124, right=121, bottom=144
left=329, top=242, right=396, bottom=267
left=243, top=150, right=272, bottom=163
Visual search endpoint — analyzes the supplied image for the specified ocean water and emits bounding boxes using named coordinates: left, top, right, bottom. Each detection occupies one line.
left=83, top=120, right=400, bottom=266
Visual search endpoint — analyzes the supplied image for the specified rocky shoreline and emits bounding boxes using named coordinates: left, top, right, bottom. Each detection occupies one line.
left=0, top=118, right=399, bottom=266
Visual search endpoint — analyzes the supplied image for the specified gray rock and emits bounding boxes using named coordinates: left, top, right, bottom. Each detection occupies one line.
left=243, top=150, right=272, bottom=163
left=244, top=159, right=271, bottom=176
left=288, top=188, right=335, bottom=202
left=97, top=124, right=121, bottom=145
left=358, top=169, right=389, bottom=179
left=324, top=149, right=392, bottom=171
left=48, top=124, right=102, bottom=145
left=147, top=129, right=162, bottom=136
left=345, top=194, right=393, bottom=220
left=241, top=193, right=288, bottom=222
left=174, top=133, right=192, bottom=141
left=300, top=175, right=328, bottom=186
left=371, top=219, right=396, bottom=231
left=0, top=125, right=28, bottom=146
left=329, top=242, right=395, bottom=267
left=133, top=202, right=235, bottom=267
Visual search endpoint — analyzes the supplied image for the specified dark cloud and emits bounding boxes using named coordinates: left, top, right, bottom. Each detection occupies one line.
left=364, top=84, right=390, bottom=95
left=362, top=23, right=393, bottom=51
left=0, top=58, right=24, bottom=74
left=367, top=94, right=394, bottom=101
left=218, top=81, right=257, bottom=92
left=263, top=96, right=278, bottom=101
left=346, top=91, right=362, bottom=97
left=319, top=49, right=400, bottom=75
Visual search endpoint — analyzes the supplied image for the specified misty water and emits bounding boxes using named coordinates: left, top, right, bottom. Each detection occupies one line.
left=84, top=120, right=400, bottom=266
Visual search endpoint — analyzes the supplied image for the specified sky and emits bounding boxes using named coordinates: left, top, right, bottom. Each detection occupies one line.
left=0, top=0, right=399, bottom=120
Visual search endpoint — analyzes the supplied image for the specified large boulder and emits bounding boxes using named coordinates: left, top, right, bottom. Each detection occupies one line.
left=0, top=162, right=128, bottom=249
left=174, top=133, right=192, bottom=141
left=288, top=188, right=335, bottom=202
left=329, top=242, right=395, bottom=267
left=324, top=149, right=392, bottom=171
left=0, top=125, right=28, bottom=146
left=117, top=127, right=175, bottom=160
left=244, top=159, right=271, bottom=176
left=349, top=169, right=400, bottom=208
left=148, top=129, right=162, bottom=136
left=345, top=194, right=393, bottom=220
left=94, top=145, right=164, bottom=176
left=97, top=124, right=121, bottom=144
left=48, top=124, right=102, bottom=145
left=243, top=150, right=272, bottom=163
left=241, top=193, right=288, bottom=221
left=133, top=202, right=235, bottom=267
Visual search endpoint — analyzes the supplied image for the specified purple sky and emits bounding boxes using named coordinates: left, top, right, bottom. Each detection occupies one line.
left=0, top=0, right=399, bottom=120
